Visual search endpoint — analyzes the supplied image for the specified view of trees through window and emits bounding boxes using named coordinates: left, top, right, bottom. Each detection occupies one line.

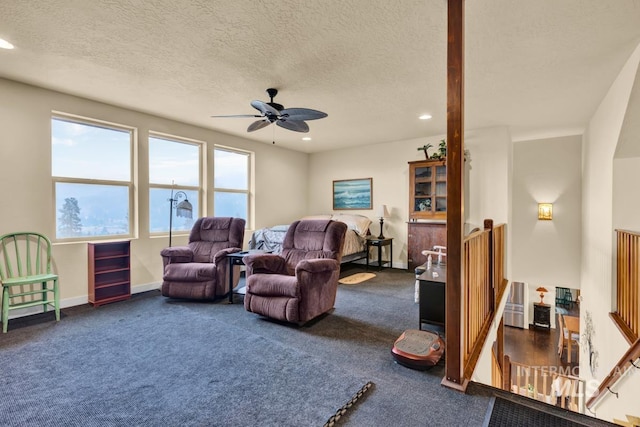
left=52, top=117, right=132, bottom=239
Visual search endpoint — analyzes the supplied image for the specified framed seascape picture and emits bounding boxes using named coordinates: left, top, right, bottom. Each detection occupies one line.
left=333, top=178, right=372, bottom=210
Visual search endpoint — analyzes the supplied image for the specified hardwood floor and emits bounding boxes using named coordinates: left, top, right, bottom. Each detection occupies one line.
left=504, top=326, right=579, bottom=376
left=504, top=304, right=580, bottom=377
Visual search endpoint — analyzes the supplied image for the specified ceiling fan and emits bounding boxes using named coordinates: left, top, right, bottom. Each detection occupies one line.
left=211, top=88, right=327, bottom=133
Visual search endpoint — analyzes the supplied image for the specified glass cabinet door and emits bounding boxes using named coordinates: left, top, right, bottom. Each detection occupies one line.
left=435, top=165, right=446, bottom=212
left=409, top=160, right=446, bottom=220
left=414, top=165, right=433, bottom=214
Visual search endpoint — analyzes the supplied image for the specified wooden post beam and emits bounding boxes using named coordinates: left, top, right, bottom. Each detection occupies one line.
left=442, top=0, right=467, bottom=392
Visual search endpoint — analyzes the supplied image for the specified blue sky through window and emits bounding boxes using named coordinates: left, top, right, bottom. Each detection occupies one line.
left=52, top=118, right=130, bottom=181
left=52, top=117, right=132, bottom=239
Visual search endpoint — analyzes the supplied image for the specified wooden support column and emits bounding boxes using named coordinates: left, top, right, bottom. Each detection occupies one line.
left=442, top=0, right=467, bottom=392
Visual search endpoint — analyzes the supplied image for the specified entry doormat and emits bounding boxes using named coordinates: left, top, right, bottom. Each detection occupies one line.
left=484, top=397, right=594, bottom=427
left=339, top=272, right=376, bottom=284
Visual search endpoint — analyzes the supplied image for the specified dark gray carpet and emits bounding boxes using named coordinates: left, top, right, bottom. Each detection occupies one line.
left=5, top=266, right=603, bottom=426
left=1, top=293, right=368, bottom=426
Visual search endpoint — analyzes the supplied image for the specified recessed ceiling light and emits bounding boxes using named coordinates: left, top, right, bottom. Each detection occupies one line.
left=302, top=137, right=312, bottom=141
left=419, top=114, right=432, bottom=120
left=0, top=38, right=15, bottom=50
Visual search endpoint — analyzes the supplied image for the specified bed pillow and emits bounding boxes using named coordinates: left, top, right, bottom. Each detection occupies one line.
left=331, top=213, right=372, bottom=237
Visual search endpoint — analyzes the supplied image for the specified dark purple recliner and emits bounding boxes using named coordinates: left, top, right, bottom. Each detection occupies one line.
left=160, top=217, right=245, bottom=300
left=243, top=219, right=347, bottom=325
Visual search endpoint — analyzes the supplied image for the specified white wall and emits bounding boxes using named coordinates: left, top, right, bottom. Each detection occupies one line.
left=307, top=127, right=512, bottom=269
left=464, top=127, right=511, bottom=227
left=308, top=135, right=432, bottom=268
left=613, top=157, right=640, bottom=230
left=0, top=78, right=309, bottom=306
left=511, top=135, right=582, bottom=289
left=581, top=42, right=640, bottom=421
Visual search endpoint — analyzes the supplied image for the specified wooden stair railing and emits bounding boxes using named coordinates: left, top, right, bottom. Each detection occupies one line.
left=612, top=230, right=640, bottom=344
left=505, top=356, right=585, bottom=413
left=462, top=220, right=507, bottom=379
left=586, top=337, right=640, bottom=411
left=491, top=342, right=503, bottom=390
left=492, top=223, right=508, bottom=300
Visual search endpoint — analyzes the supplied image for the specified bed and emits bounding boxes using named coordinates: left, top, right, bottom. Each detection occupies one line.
left=249, top=214, right=372, bottom=264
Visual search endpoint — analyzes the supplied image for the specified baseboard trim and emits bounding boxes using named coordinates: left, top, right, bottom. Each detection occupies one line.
left=7, top=282, right=161, bottom=319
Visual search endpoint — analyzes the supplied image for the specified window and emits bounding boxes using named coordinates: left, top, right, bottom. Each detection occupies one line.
left=149, top=134, right=201, bottom=234
left=52, top=115, right=133, bottom=240
left=214, top=147, right=250, bottom=223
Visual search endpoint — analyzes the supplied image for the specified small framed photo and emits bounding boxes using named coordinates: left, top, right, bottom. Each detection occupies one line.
left=333, top=178, right=372, bottom=210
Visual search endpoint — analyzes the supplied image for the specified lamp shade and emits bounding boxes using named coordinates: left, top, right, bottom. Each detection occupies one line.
left=377, top=204, right=390, bottom=219
left=176, top=199, right=193, bottom=218
left=536, top=286, right=548, bottom=304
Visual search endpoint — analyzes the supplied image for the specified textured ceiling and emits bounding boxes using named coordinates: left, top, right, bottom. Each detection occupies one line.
left=1, top=0, right=640, bottom=153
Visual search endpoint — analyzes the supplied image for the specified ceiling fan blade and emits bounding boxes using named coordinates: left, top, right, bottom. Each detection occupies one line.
left=210, top=114, right=263, bottom=118
left=251, top=100, right=280, bottom=116
left=247, top=119, right=272, bottom=132
left=280, top=108, right=327, bottom=121
left=276, top=119, right=309, bottom=133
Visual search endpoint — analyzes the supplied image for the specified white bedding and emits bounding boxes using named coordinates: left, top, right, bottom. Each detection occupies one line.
left=342, top=229, right=366, bottom=256
left=249, top=220, right=367, bottom=257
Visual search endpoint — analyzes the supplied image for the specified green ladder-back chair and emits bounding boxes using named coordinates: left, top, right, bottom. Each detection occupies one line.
left=0, top=232, right=60, bottom=333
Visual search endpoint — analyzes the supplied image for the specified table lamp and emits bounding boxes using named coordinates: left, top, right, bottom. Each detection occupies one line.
left=536, top=286, right=548, bottom=304
left=376, top=204, right=390, bottom=239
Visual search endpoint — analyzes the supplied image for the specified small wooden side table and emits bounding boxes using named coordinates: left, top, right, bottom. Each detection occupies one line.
left=366, top=237, right=393, bottom=270
left=226, top=250, right=270, bottom=303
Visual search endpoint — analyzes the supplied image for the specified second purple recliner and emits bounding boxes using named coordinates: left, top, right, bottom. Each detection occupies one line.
left=242, top=219, right=347, bottom=325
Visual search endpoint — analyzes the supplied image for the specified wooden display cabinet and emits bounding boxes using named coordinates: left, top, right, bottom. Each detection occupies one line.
left=407, top=222, right=446, bottom=271
left=409, top=159, right=447, bottom=220
left=88, top=241, right=131, bottom=306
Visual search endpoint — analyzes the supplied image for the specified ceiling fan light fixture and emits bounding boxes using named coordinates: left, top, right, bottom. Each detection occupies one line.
left=211, top=88, right=327, bottom=135
left=419, top=114, right=432, bottom=120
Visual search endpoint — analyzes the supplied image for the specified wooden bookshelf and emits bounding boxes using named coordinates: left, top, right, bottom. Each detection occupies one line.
left=88, top=241, right=131, bottom=306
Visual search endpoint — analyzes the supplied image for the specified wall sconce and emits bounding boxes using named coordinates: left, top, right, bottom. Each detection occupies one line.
left=536, top=286, right=548, bottom=304
left=376, top=204, right=391, bottom=239
left=538, top=203, right=553, bottom=220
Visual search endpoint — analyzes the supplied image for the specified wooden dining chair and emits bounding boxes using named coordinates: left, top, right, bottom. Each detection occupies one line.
left=557, top=312, right=579, bottom=360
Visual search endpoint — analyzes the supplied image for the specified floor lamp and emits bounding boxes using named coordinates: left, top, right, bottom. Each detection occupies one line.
left=168, top=188, right=193, bottom=247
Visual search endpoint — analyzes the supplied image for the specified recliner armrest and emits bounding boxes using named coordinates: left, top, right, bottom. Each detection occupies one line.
left=243, top=254, right=287, bottom=275
left=213, top=247, right=242, bottom=264
left=295, top=258, right=339, bottom=275
left=295, top=258, right=341, bottom=297
left=160, top=246, right=194, bottom=266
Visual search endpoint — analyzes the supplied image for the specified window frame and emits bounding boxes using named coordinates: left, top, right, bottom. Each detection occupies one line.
left=51, top=113, right=136, bottom=243
left=213, top=146, right=251, bottom=227
left=148, top=132, right=204, bottom=238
